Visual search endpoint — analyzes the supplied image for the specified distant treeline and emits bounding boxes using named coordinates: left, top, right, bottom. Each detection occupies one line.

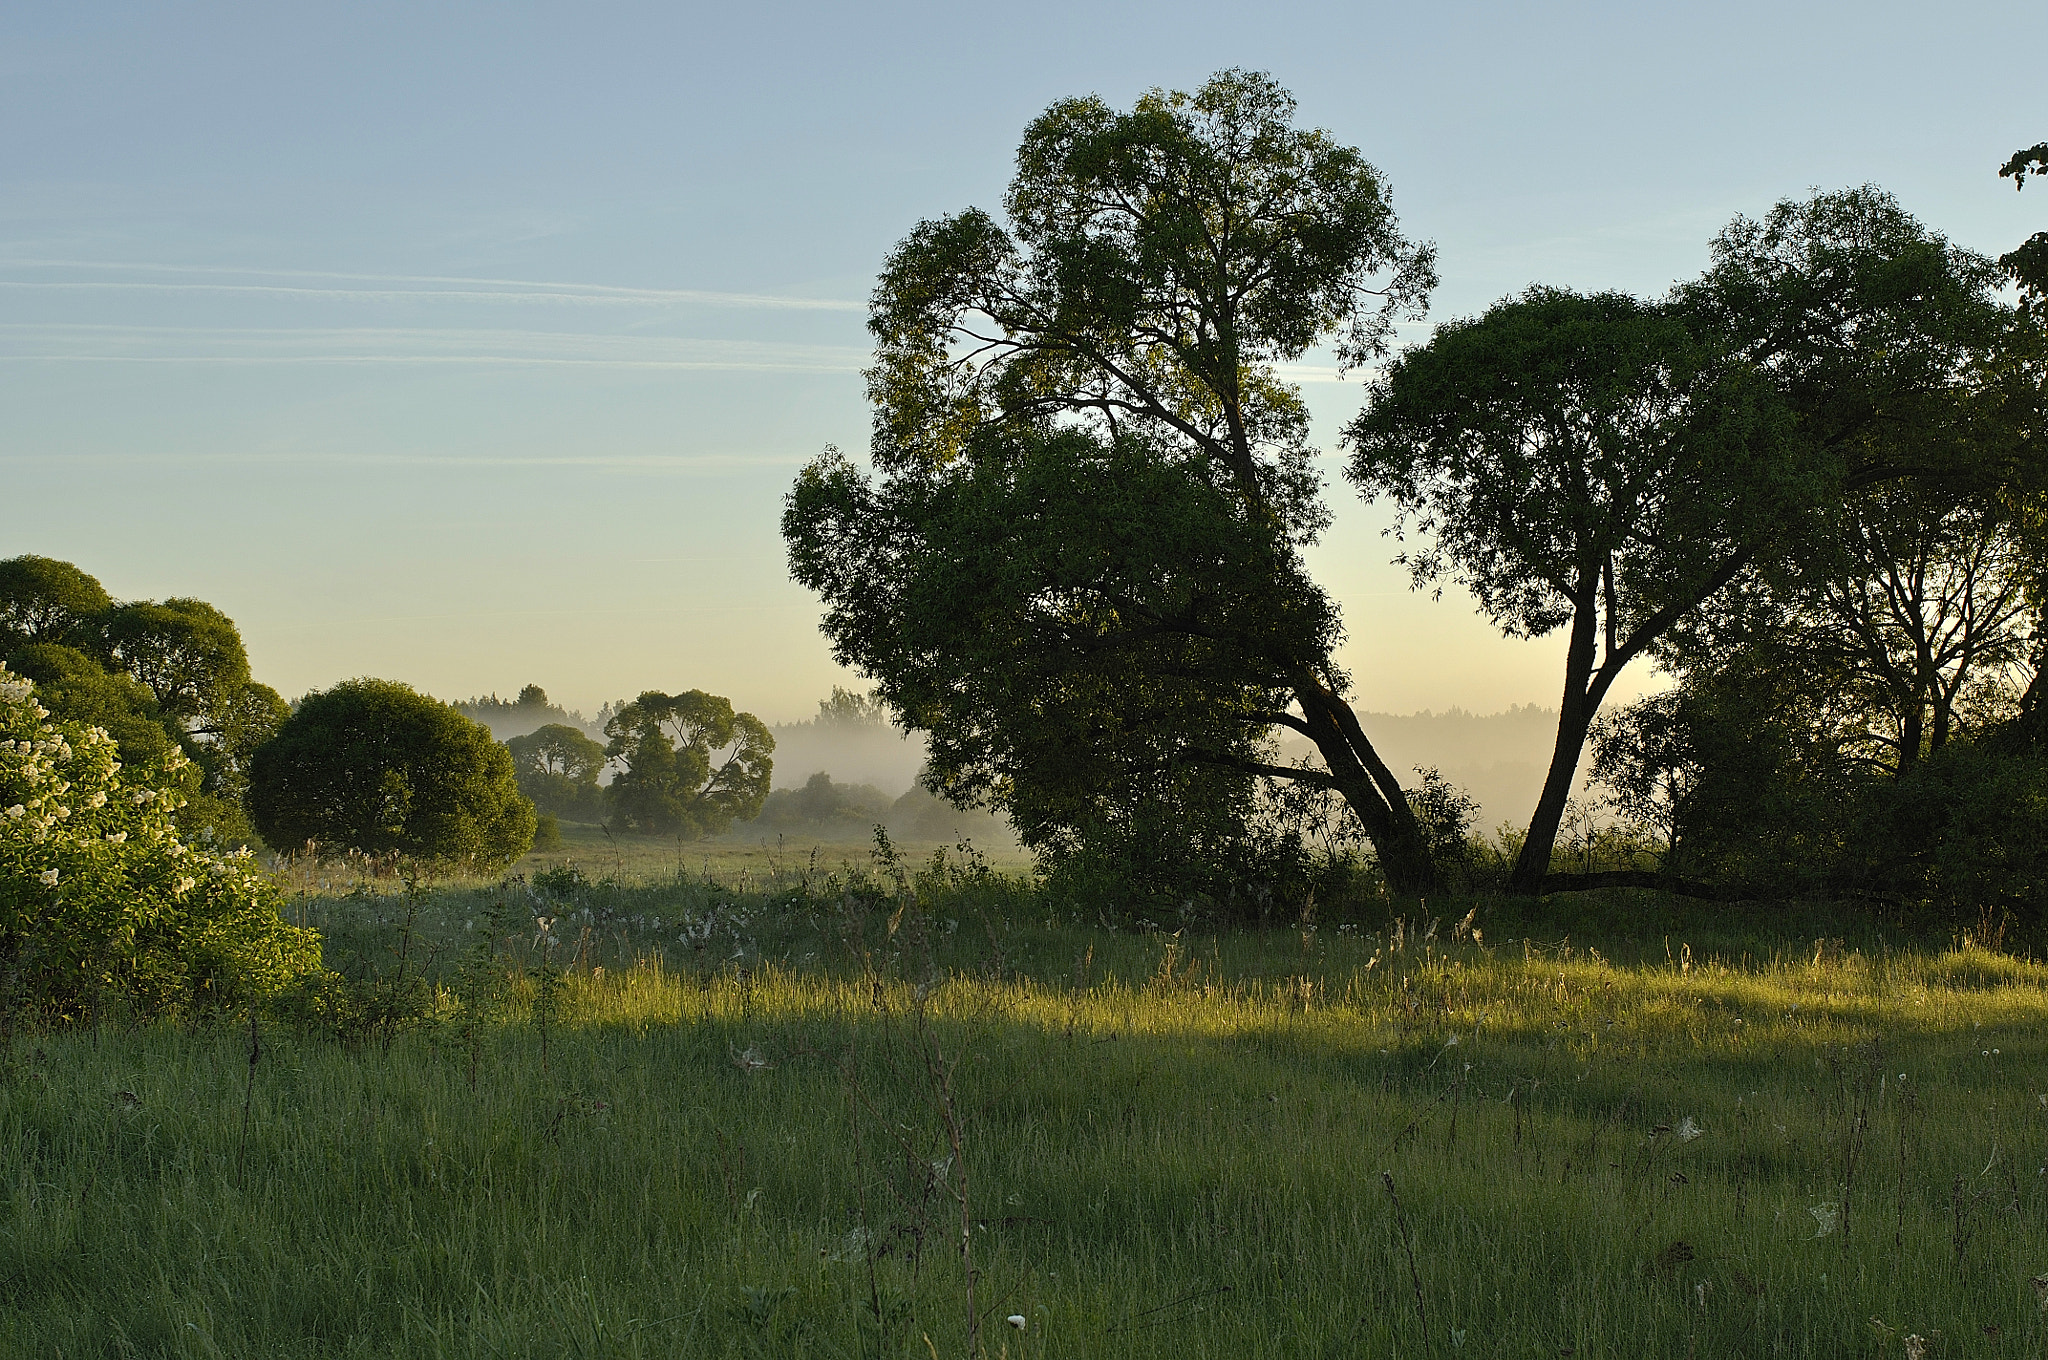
left=468, top=683, right=1007, bottom=845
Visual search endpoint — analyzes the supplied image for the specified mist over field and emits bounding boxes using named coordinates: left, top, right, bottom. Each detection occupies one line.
left=458, top=685, right=1567, bottom=837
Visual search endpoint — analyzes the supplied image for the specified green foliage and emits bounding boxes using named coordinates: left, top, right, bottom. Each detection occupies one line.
left=0, top=663, right=320, bottom=1022
left=1404, top=766, right=1479, bottom=872
left=1674, top=186, right=2013, bottom=487
left=182, top=678, right=289, bottom=846
left=2, top=642, right=176, bottom=769
left=101, top=597, right=250, bottom=726
left=1864, top=735, right=2048, bottom=915
left=531, top=812, right=562, bottom=852
left=1349, top=289, right=1806, bottom=642
left=790, top=429, right=1336, bottom=900
left=0, top=555, right=111, bottom=650
left=601, top=690, right=773, bottom=837
left=789, top=69, right=1443, bottom=893
left=753, top=770, right=892, bottom=830
left=1997, top=140, right=2048, bottom=308
left=3, top=569, right=289, bottom=849
left=1348, top=287, right=1814, bottom=890
left=1577, top=193, right=2042, bottom=906
left=504, top=722, right=607, bottom=821
left=1594, top=662, right=2048, bottom=916
left=248, top=679, right=536, bottom=870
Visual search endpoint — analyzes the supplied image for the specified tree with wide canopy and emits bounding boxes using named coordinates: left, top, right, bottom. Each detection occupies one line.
left=1347, top=287, right=1811, bottom=893
left=1350, top=188, right=2028, bottom=893
left=602, top=690, right=773, bottom=837
left=785, top=69, right=1447, bottom=892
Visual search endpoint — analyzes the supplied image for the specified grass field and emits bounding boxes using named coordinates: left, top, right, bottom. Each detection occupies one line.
left=5, top=859, right=2048, bottom=1358
left=272, top=820, right=1034, bottom=900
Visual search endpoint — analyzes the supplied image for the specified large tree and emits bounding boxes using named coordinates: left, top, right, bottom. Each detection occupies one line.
left=0, top=555, right=111, bottom=650
left=100, top=598, right=250, bottom=728
left=1665, top=188, right=2035, bottom=744
left=785, top=70, right=1448, bottom=891
left=1346, top=287, right=1812, bottom=893
left=505, top=722, right=608, bottom=821
left=1350, top=189, right=2022, bottom=893
left=248, top=679, right=535, bottom=869
left=2, top=566, right=286, bottom=846
left=602, top=690, right=773, bottom=837
left=97, top=596, right=286, bottom=844
left=1586, top=189, right=2043, bottom=899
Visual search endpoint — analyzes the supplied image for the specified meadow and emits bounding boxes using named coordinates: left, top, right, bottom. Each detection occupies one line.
left=5, top=847, right=2047, bottom=1359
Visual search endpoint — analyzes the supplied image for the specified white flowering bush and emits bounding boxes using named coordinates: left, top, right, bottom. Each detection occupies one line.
left=0, top=663, right=319, bottom=1021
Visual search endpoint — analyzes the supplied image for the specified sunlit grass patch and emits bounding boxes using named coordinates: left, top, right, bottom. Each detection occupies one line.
left=5, top=889, right=2048, bottom=1357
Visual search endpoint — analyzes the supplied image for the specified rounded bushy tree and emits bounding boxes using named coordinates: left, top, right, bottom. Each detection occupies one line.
left=0, top=663, right=320, bottom=1021
left=249, top=679, right=536, bottom=870
left=505, top=722, right=607, bottom=821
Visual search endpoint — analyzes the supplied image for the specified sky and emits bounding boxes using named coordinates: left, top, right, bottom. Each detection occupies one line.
left=3, top=0, right=2042, bottom=724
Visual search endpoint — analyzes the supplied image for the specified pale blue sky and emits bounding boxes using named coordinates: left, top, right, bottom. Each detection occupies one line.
left=4, top=1, right=2041, bottom=721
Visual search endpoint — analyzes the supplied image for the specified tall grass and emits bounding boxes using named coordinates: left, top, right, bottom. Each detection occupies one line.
left=4, top=873, right=2046, bottom=1357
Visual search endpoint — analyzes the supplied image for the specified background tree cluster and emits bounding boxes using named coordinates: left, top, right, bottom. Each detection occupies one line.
left=784, top=73, right=2047, bottom=921
left=0, top=556, right=288, bottom=848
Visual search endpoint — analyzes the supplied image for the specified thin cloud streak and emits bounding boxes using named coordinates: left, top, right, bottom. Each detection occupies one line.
left=1, top=353, right=861, bottom=371
left=0, top=260, right=863, bottom=310
left=0, top=322, right=870, bottom=372
left=0, top=451, right=813, bottom=468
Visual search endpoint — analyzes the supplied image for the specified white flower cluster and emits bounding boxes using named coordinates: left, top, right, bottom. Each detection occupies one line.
left=0, top=661, right=316, bottom=1007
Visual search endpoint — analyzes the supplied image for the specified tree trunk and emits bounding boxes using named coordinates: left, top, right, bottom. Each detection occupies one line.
left=1895, top=701, right=1924, bottom=773
left=1510, top=697, right=1599, bottom=894
left=1294, top=679, right=1440, bottom=896
left=1510, top=599, right=1601, bottom=895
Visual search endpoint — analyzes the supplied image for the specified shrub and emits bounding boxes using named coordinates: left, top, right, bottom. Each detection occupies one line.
left=249, top=679, right=536, bottom=871
left=0, top=663, right=320, bottom=1022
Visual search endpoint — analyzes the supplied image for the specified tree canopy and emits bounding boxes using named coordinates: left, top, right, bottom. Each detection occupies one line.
left=505, top=722, right=608, bottom=821
left=0, top=556, right=111, bottom=650
left=1347, top=287, right=1812, bottom=891
left=786, top=69, right=1448, bottom=895
left=1999, top=141, right=2048, bottom=308
left=3, top=643, right=177, bottom=769
left=248, top=679, right=535, bottom=869
left=602, top=690, right=772, bottom=837
left=0, top=559, right=285, bottom=847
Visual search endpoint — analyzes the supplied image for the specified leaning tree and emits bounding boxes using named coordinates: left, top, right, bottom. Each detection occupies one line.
left=784, top=69, right=1448, bottom=892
